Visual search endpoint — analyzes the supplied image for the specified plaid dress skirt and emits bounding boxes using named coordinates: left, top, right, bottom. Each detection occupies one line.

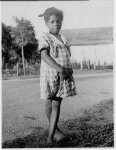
left=39, top=32, right=77, bottom=99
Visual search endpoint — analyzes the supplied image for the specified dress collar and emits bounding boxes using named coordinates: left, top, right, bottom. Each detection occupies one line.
left=49, top=32, right=66, bottom=45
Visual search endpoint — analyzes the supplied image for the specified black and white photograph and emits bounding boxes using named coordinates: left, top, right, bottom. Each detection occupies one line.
left=1, top=0, right=114, bottom=148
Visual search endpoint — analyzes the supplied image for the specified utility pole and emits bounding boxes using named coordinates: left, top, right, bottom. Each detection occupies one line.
left=81, top=49, right=84, bottom=71
left=94, top=50, right=97, bottom=70
left=21, top=45, right=25, bottom=76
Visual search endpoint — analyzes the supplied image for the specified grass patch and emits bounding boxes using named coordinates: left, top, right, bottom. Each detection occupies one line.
left=2, top=99, right=114, bottom=148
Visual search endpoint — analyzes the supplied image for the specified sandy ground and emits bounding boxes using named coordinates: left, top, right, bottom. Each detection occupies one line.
left=2, top=72, right=113, bottom=142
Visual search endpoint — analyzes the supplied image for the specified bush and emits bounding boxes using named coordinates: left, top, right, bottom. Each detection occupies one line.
left=2, top=63, right=40, bottom=77
left=106, top=65, right=113, bottom=69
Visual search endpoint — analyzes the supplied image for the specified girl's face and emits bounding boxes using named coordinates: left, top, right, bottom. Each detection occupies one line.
left=46, top=15, right=62, bottom=35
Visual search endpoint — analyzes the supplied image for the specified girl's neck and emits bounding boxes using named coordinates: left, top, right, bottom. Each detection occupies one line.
left=49, top=32, right=64, bottom=44
left=49, top=32, right=59, bottom=37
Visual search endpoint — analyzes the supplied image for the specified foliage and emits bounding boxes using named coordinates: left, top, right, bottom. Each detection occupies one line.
left=2, top=17, right=40, bottom=71
left=72, top=59, right=81, bottom=69
left=2, top=23, right=12, bottom=68
left=23, top=43, right=39, bottom=60
left=71, top=58, right=113, bottom=70
left=11, top=17, right=37, bottom=47
left=10, top=17, right=39, bottom=75
left=2, top=63, right=40, bottom=77
left=2, top=23, right=22, bottom=68
left=2, top=23, right=12, bottom=53
left=2, top=99, right=113, bottom=148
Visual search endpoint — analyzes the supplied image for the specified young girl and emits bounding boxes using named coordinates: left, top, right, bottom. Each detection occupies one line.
left=38, top=7, right=77, bottom=145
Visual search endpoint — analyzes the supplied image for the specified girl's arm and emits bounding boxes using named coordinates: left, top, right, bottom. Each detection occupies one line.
left=41, top=48, right=63, bottom=73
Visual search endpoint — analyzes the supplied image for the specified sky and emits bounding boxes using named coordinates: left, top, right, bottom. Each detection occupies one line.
left=1, top=0, right=114, bottom=63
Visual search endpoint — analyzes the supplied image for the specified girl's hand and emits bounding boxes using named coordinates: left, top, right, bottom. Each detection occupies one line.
left=66, top=68, right=73, bottom=75
left=63, top=68, right=73, bottom=78
left=59, top=68, right=72, bottom=80
left=41, top=49, right=73, bottom=77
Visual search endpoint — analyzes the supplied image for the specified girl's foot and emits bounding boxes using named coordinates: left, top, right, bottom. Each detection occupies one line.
left=47, top=137, right=53, bottom=144
left=54, top=127, right=65, bottom=141
left=47, top=136, right=56, bottom=144
left=47, top=136, right=56, bottom=147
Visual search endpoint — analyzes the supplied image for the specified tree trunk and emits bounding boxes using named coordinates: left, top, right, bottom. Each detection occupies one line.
left=21, top=46, right=25, bottom=76
left=17, top=62, right=19, bottom=76
left=2, top=56, right=5, bottom=69
left=93, top=62, right=96, bottom=70
left=87, top=61, right=90, bottom=70
left=81, top=61, right=83, bottom=71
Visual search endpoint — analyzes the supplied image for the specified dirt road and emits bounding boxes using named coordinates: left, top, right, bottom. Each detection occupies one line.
left=2, top=72, right=113, bottom=142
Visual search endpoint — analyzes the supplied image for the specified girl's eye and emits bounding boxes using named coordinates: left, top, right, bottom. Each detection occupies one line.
left=50, top=20, right=60, bottom=24
left=50, top=21, right=54, bottom=24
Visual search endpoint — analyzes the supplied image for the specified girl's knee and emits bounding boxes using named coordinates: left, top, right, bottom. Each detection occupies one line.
left=46, top=99, right=52, bottom=108
left=52, top=100, right=61, bottom=110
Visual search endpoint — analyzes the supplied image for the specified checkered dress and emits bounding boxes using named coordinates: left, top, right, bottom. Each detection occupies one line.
left=38, top=32, right=77, bottom=99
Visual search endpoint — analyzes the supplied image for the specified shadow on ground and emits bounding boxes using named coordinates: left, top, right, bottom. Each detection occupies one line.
left=2, top=99, right=114, bottom=148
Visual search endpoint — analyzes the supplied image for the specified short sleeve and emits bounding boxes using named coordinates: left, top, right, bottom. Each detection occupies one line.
left=38, top=33, right=50, bottom=52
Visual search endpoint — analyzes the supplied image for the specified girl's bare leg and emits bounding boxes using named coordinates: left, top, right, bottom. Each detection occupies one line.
left=45, top=98, right=64, bottom=143
left=47, top=99, right=62, bottom=143
left=45, top=99, right=52, bottom=125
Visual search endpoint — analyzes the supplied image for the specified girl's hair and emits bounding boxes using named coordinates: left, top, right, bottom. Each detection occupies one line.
left=38, top=7, right=63, bottom=23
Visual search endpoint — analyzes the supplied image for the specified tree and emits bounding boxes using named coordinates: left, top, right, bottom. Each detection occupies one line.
left=10, top=17, right=37, bottom=75
left=23, top=42, right=38, bottom=61
left=2, top=23, right=12, bottom=69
